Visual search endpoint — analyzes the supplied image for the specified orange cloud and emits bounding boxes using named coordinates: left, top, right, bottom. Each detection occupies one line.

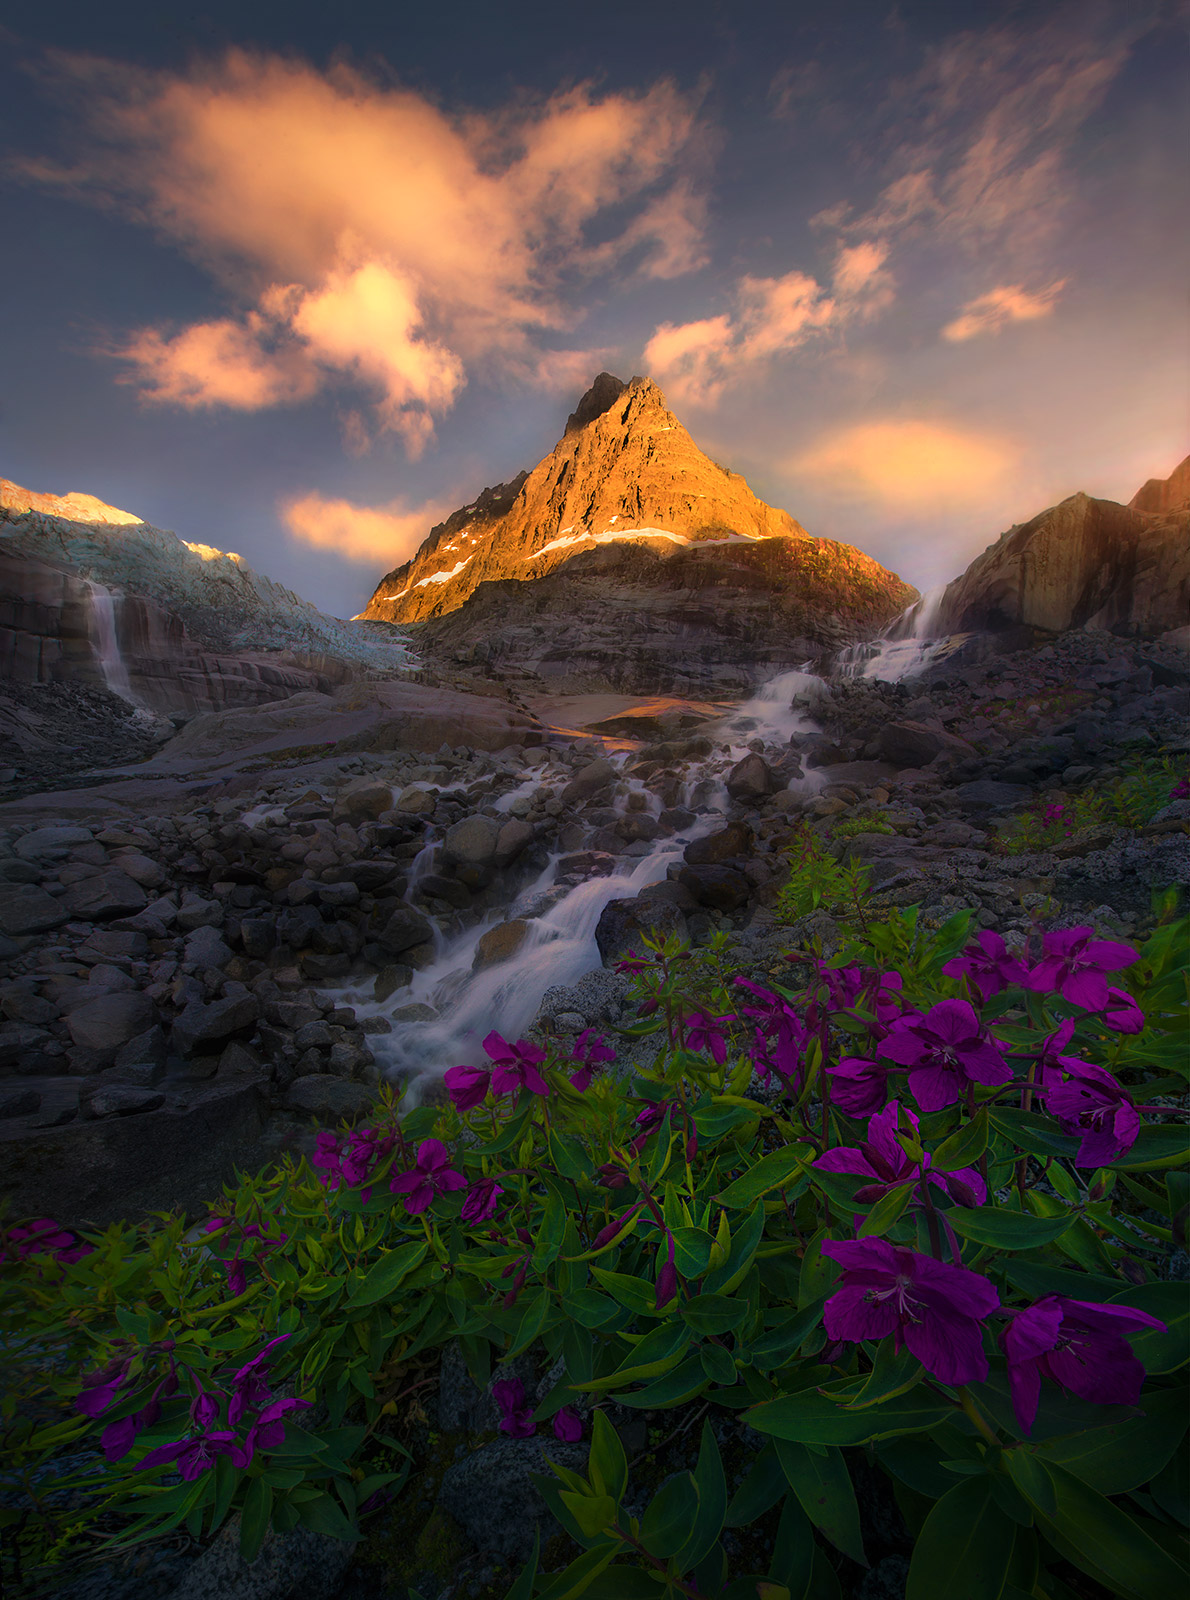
left=789, top=419, right=1017, bottom=511
left=942, top=280, right=1067, bottom=342
left=39, top=53, right=703, bottom=449
left=281, top=490, right=453, bottom=565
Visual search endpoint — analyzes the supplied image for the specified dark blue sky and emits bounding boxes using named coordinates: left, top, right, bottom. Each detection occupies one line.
left=2, top=1, right=1185, bottom=617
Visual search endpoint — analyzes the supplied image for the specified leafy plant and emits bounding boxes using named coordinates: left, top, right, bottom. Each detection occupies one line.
left=998, top=753, right=1186, bottom=854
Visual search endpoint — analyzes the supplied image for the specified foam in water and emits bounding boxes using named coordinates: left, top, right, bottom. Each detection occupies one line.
left=85, top=581, right=136, bottom=702
left=837, top=584, right=951, bottom=682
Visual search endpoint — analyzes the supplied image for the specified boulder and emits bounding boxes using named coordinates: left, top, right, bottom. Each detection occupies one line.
left=0, top=883, right=69, bottom=936
left=64, top=872, right=148, bottom=922
left=473, top=919, right=530, bottom=970
left=67, top=993, right=156, bottom=1054
left=394, top=785, right=436, bottom=814
left=331, top=860, right=400, bottom=891
left=438, top=1436, right=589, bottom=1566
left=560, top=758, right=616, bottom=808
left=494, top=818, right=535, bottom=868
left=878, top=721, right=949, bottom=769
left=86, top=1086, right=166, bottom=1119
left=172, top=994, right=260, bottom=1056
left=111, top=852, right=166, bottom=889
left=726, top=753, right=777, bottom=801
left=332, top=779, right=393, bottom=821
left=442, top=814, right=501, bottom=867
left=954, top=780, right=1033, bottom=813
left=684, top=821, right=754, bottom=866
left=595, top=895, right=687, bottom=965
left=176, top=894, right=224, bottom=931
left=285, top=1076, right=374, bottom=1121
left=13, top=825, right=93, bottom=859
left=678, top=864, right=751, bottom=911
left=376, top=904, right=435, bottom=956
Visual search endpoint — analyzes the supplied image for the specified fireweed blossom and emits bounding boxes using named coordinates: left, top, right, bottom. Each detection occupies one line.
left=822, top=1238, right=1000, bottom=1386
left=814, top=1101, right=986, bottom=1210
left=227, top=1333, right=291, bottom=1425
left=460, top=1177, right=505, bottom=1225
left=1102, top=986, right=1145, bottom=1033
left=553, top=1406, right=584, bottom=1442
left=4, top=1218, right=92, bottom=1265
left=827, top=1056, right=894, bottom=1117
left=736, top=981, right=806, bottom=1089
left=1026, top=926, right=1139, bottom=1011
left=1038, top=1061, right=1141, bottom=1166
left=1002, top=1295, right=1166, bottom=1432
left=569, top=1028, right=615, bottom=1091
left=878, top=999, right=1013, bottom=1113
left=390, top=1139, right=467, bottom=1214
left=492, top=1377, right=536, bottom=1438
left=943, top=932, right=1030, bottom=1002
left=684, top=1010, right=736, bottom=1065
left=444, top=1031, right=551, bottom=1108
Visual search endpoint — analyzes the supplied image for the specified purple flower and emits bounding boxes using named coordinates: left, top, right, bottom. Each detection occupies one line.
left=737, top=981, right=806, bottom=1089
left=390, top=1139, right=468, bottom=1213
left=76, top=1361, right=128, bottom=1419
left=460, top=1177, right=505, bottom=1225
left=1030, top=1019, right=1096, bottom=1088
left=822, top=1237, right=1000, bottom=1386
left=100, top=1414, right=139, bottom=1462
left=1038, top=1062, right=1141, bottom=1167
left=814, top=1101, right=986, bottom=1212
left=228, top=1334, right=289, bottom=1425
left=827, top=1056, right=892, bottom=1117
left=1026, top=926, right=1139, bottom=1011
left=443, top=1064, right=492, bottom=1111
left=943, top=932, right=1030, bottom=1002
left=1102, top=987, right=1145, bottom=1034
left=5, top=1218, right=92, bottom=1265
left=484, top=1032, right=550, bottom=1098
left=878, top=999, right=1013, bottom=1113
left=553, top=1407, right=583, bottom=1442
left=1003, top=1295, right=1166, bottom=1433
left=492, top=1377, right=536, bottom=1438
left=685, top=1011, right=736, bottom=1065
left=252, top=1396, right=312, bottom=1449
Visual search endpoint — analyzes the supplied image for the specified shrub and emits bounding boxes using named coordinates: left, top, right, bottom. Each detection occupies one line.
left=2, top=905, right=1187, bottom=1600
left=998, top=754, right=1186, bottom=854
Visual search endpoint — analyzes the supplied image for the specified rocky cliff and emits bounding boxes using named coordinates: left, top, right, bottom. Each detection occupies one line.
left=936, top=456, right=1190, bottom=637
left=361, top=374, right=816, bottom=624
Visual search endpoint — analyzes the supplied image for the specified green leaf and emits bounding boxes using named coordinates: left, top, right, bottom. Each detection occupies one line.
left=509, top=1289, right=553, bottom=1358
left=533, top=1190, right=567, bottom=1271
left=840, top=1342, right=923, bottom=1410
left=573, top=1568, right=662, bottom=1600
left=675, top=1420, right=729, bottom=1570
left=990, top=1108, right=1079, bottom=1160
left=701, top=1342, right=737, bottom=1387
left=905, top=1477, right=1014, bottom=1600
left=725, top=1445, right=787, bottom=1528
left=501, top=1527, right=540, bottom=1600
left=716, top=1145, right=811, bottom=1208
left=577, top=1322, right=690, bottom=1391
left=703, top=1203, right=766, bottom=1296
left=1002, top=1259, right=1123, bottom=1302
left=564, top=1289, right=631, bottom=1330
left=856, top=1182, right=914, bottom=1239
left=747, top=1297, right=826, bottom=1371
left=614, top=1355, right=709, bottom=1410
left=1029, top=1460, right=1188, bottom=1600
left=1107, top=1124, right=1190, bottom=1171
left=1034, top=1386, right=1188, bottom=1495
left=769, top=1492, right=815, bottom=1598
left=239, top=1478, right=272, bottom=1564
left=639, top=1471, right=700, bottom=1559
left=682, top=1293, right=749, bottom=1336
left=588, top=1410, right=628, bottom=1502
left=295, top=1490, right=361, bottom=1542
left=693, top=1101, right=759, bottom=1141
left=590, top=1266, right=661, bottom=1319
left=776, top=1439, right=866, bottom=1565
left=558, top=1491, right=618, bottom=1540
left=347, top=1241, right=428, bottom=1307
left=671, top=1225, right=714, bottom=1278
left=931, top=1109, right=989, bottom=1173
left=945, top=1206, right=1072, bottom=1249
left=745, top=1389, right=952, bottom=1446
left=1108, top=1282, right=1189, bottom=1373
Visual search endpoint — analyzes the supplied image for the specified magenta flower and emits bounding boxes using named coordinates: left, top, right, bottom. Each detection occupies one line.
left=139, top=1429, right=253, bottom=1480
left=943, top=931, right=1030, bottom=1002
left=1026, top=926, right=1139, bottom=1011
left=685, top=1011, right=736, bottom=1065
left=814, top=1101, right=985, bottom=1211
left=822, top=1237, right=1000, bottom=1386
left=4, top=1218, right=92, bottom=1265
left=737, top=980, right=806, bottom=1089
left=1038, top=1061, right=1141, bottom=1167
left=1101, top=987, right=1145, bottom=1033
left=251, top=1395, right=313, bottom=1449
left=878, top=999, right=1012, bottom=1113
left=569, top=1027, right=615, bottom=1090
left=227, top=1334, right=290, bottom=1425
left=827, top=1055, right=893, bottom=1117
left=443, top=1064, right=492, bottom=1111
left=1002, top=1295, right=1166, bottom=1433
left=1029, top=1018, right=1095, bottom=1087
left=492, top=1377, right=536, bottom=1439
left=553, top=1406, right=584, bottom=1442
left=76, top=1360, right=129, bottom=1419
left=655, top=1234, right=679, bottom=1311
left=484, top=1031, right=550, bottom=1097
left=390, top=1139, right=467, bottom=1213
left=460, top=1177, right=505, bottom=1225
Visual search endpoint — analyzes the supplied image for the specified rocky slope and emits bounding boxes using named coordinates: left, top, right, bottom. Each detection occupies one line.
left=362, top=374, right=831, bottom=625
left=936, top=455, right=1190, bottom=636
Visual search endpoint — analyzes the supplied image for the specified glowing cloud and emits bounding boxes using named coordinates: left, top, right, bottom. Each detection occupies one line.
left=942, top=280, right=1067, bottom=342
left=281, top=490, right=452, bottom=565
left=35, top=53, right=704, bottom=451
left=790, top=420, right=1017, bottom=511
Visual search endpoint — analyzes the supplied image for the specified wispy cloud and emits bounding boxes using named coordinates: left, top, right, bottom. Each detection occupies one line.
left=942, top=279, right=1067, bottom=342
left=281, top=489, right=453, bottom=565
left=25, top=52, right=705, bottom=453
left=789, top=418, right=1017, bottom=513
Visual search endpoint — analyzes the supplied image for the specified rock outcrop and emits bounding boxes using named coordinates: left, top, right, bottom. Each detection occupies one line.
left=936, top=457, right=1190, bottom=637
left=362, top=374, right=820, bottom=625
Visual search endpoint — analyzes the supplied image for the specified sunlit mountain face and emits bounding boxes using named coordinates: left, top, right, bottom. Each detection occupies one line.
left=1, top=1, right=1184, bottom=620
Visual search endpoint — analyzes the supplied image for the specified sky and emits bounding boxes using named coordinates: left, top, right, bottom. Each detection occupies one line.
left=1, top=0, right=1186, bottom=620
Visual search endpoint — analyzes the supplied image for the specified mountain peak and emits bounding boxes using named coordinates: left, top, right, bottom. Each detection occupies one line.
left=0, top=477, right=142, bottom=526
left=363, top=374, right=811, bottom=624
left=1129, top=453, right=1190, bottom=515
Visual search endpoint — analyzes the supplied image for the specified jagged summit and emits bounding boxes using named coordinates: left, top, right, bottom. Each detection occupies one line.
left=362, top=374, right=813, bottom=625
left=0, top=478, right=142, bottom=526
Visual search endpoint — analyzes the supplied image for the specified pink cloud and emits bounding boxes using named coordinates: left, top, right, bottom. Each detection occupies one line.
left=281, top=490, right=453, bottom=566
left=942, top=279, right=1067, bottom=342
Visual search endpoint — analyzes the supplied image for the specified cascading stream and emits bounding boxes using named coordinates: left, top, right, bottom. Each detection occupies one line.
left=343, top=667, right=827, bottom=1089
left=84, top=580, right=137, bottom=703
left=836, top=584, right=952, bottom=683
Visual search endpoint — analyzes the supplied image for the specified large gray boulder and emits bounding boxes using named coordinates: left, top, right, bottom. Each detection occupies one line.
left=442, top=814, right=501, bottom=867
left=285, top=1076, right=374, bottom=1121
left=376, top=904, right=435, bottom=956
left=13, top=826, right=93, bottom=859
left=64, top=872, right=148, bottom=922
left=172, top=994, right=260, bottom=1056
left=726, top=753, right=777, bottom=801
left=684, top=821, right=754, bottom=866
left=67, top=993, right=156, bottom=1053
left=438, top=1436, right=588, bottom=1565
left=560, top=758, right=616, bottom=808
left=0, top=883, right=69, bottom=936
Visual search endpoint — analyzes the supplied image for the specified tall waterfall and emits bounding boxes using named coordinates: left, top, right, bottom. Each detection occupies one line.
left=85, top=580, right=136, bottom=703
left=836, top=583, right=951, bottom=683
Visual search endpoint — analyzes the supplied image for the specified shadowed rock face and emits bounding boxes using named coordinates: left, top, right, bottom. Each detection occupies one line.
left=361, top=374, right=819, bottom=625
left=937, top=458, right=1190, bottom=638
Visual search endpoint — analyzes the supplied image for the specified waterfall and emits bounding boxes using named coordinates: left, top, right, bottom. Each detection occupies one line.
left=837, top=584, right=951, bottom=683
left=85, top=581, right=136, bottom=703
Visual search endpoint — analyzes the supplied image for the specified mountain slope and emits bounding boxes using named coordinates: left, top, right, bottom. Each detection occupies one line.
left=361, top=374, right=812, bottom=624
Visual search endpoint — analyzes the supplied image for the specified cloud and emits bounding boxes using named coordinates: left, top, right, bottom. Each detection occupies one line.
left=643, top=246, right=891, bottom=406
left=942, top=279, right=1067, bottom=342
left=281, top=489, right=453, bottom=565
left=28, top=52, right=705, bottom=450
left=789, top=419, right=1017, bottom=512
